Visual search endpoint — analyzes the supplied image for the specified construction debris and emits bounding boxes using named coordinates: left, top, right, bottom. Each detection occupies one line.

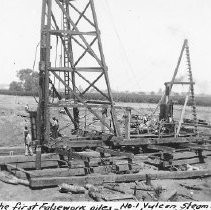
left=59, top=183, right=86, bottom=194
left=0, top=171, right=29, bottom=186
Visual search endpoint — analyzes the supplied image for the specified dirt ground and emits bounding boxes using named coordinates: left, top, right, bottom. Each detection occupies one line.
left=0, top=94, right=211, bottom=201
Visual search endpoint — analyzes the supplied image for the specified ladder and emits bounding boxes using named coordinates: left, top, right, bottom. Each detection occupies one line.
left=63, top=0, right=70, bottom=99
left=185, top=42, right=198, bottom=133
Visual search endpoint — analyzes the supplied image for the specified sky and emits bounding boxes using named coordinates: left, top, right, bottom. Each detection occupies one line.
left=0, top=0, right=211, bottom=94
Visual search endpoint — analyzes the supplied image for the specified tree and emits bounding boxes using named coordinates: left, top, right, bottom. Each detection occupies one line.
left=9, top=81, right=23, bottom=91
left=157, top=88, right=163, bottom=95
left=9, top=69, right=39, bottom=92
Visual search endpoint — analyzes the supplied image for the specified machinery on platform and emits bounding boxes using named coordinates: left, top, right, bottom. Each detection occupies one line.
left=1, top=0, right=210, bottom=189
left=30, top=0, right=208, bottom=167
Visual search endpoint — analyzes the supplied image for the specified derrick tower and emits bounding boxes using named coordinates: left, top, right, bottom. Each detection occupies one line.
left=161, top=39, right=198, bottom=134
left=37, top=0, right=120, bottom=145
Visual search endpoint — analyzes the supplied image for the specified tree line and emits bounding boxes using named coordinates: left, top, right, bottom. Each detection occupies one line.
left=5, top=69, right=211, bottom=107
left=9, top=69, right=39, bottom=93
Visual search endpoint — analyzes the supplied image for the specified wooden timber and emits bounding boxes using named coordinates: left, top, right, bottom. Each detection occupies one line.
left=0, top=153, right=59, bottom=165
left=147, top=145, right=175, bottom=153
left=30, top=168, right=86, bottom=178
left=29, top=169, right=211, bottom=188
left=9, top=160, right=59, bottom=170
left=0, top=146, right=25, bottom=156
left=96, top=147, right=134, bottom=159
left=112, top=136, right=207, bottom=146
left=49, top=140, right=104, bottom=148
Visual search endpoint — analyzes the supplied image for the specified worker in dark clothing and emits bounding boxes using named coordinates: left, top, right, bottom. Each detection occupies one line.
left=24, top=126, right=29, bottom=140
left=73, top=107, right=79, bottom=130
left=51, top=117, right=59, bottom=138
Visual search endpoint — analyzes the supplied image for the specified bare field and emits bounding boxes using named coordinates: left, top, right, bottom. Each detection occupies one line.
left=0, top=94, right=211, bottom=201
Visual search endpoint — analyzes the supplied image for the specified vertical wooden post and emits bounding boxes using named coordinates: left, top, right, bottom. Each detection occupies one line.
left=101, top=106, right=106, bottom=132
left=35, top=146, right=42, bottom=170
left=90, top=0, right=121, bottom=137
left=44, top=0, right=52, bottom=144
left=125, top=107, right=131, bottom=140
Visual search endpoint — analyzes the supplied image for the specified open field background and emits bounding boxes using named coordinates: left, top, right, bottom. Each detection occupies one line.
left=1, top=89, right=211, bottom=106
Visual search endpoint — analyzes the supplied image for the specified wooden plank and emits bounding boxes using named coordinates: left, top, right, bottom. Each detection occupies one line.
left=125, top=108, right=131, bottom=140
left=173, top=157, right=206, bottom=165
left=103, top=194, right=136, bottom=201
left=147, top=145, right=175, bottom=153
left=173, top=151, right=211, bottom=159
left=30, top=168, right=85, bottom=178
left=13, top=160, right=58, bottom=170
left=6, top=164, right=33, bottom=175
left=55, top=149, right=90, bottom=161
left=96, top=147, right=134, bottom=159
left=30, top=169, right=211, bottom=188
left=113, top=136, right=206, bottom=146
left=165, top=82, right=195, bottom=85
left=0, top=153, right=59, bottom=165
left=93, top=165, right=113, bottom=174
left=50, top=30, right=96, bottom=36
left=0, top=146, right=25, bottom=156
left=185, top=144, right=211, bottom=151
left=51, top=140, right=104, bottom=148
left=49, top=67, right=102, bottom=72
left=147, top=157, right=207, bottom=167
left=183, top=123, right=211, bottom=128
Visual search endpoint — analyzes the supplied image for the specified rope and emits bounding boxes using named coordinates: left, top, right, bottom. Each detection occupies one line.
left=32, top=42, right=40, bottom=71
left=103, top=0, right=143, bottom=92
left=31, top=41, right=41, bottom=104
left=51, top=36, right=59, bottom=104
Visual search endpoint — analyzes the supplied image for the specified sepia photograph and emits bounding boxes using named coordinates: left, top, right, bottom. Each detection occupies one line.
left=0, top=0, right=211, bottom=202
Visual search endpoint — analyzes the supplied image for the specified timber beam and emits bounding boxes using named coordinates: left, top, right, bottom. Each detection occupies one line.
left=29, top=169, right=211, bottom=188
left=112, top=136, right=207, bottom=146
left=165, top=82, right=195, bottom=85
left=0, top=153, right=59, bottom=165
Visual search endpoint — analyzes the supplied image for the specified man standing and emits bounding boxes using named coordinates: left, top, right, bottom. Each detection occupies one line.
left=24, top=127, right=33, bottom=156
left=51, top=117, right=59, bottom=138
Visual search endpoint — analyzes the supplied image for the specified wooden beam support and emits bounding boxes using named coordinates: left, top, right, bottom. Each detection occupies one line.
left=81, top=73, right=104, bottom=95
left=30, top=167, right=85, bottom=178
left=69, top=2, right=95, bottom=27
left=165, top=82, right=195, bottom=85
left=30, top=169, right=211, bottom=188
left=96, top=147, right=134, bottom=159
left=147, top=145, right=175, bottom=153
left=50, top=30, right=96, bottom=36
left=55, top=0, right=102, bottom=67
left=51, top=71, right=115, bottom=134
left=9, top=160, right=59, bottom=170
left=74, top=37, right=98, bottom=67
left=49, top=139, right=104, bottom=148
left=48, top=102, right=125, bottom=110
left=49, top=67, right=103, bottom=72
left=112, top=136, right=207, bottom=146
left=0, top=153, right=59, bottom=165
left=125, top=108, right=131, bottom=140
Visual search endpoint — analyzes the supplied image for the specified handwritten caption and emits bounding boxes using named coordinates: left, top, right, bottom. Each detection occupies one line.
left=0, top=202, right=210, bottom=210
